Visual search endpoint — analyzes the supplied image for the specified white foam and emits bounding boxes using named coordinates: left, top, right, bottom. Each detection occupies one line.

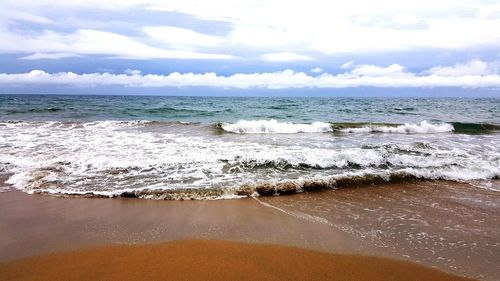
left=220, top=120, right=454, bottom=135
left=0, top=120, right=498, bottom=198
left=221, top=119, right=332, bottom=134
left=340, top=121, right=454, bottom=134
left=254, top=197, right=333, bottom=225
left=469, top=181, right=500, bottom=192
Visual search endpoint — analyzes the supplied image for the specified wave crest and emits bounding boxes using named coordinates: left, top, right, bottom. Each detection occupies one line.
left=27, top=172, right=475, bottom=200
left=219, top=119, right=332, bottom=134
left=338, top=121, right=454, bottom=134
left=217, top=120, right=455, bottom=134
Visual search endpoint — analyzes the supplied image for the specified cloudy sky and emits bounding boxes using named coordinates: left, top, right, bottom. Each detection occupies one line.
left=1, top=0, right=500, bottom=95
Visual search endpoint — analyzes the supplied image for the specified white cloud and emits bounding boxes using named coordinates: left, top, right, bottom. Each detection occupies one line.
left=1, top=60, right=498, bottom=89
left=340, top=61, right=355, bottom=69
left=19, top=52, right=81, bottom=60
left=145, top=0, right=500, bottom=54
left=143, top=26, right=223, bottom=48
left=310, top=67, right=323, bottom=73
left=425, top=59, right=496, bottom=77
left=391, top=13, right=419, bottom=25
left=0, top=10, right=55, bottom=25
left=350, top=64, right=411, bottom=77
left=0, top=28, right=233, bottom=60
left=124, top=69, right=141, bottom=75
left=2, top=0, right=500, bottom=59
left=260, top=52, right=312, bottom=62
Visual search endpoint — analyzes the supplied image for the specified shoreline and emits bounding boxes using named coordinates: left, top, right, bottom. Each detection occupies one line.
left=1, top=180, right=498, bottom=280
left=0, top=239, right=474, bottom=281
left=0, top=189, right=370, bottom=262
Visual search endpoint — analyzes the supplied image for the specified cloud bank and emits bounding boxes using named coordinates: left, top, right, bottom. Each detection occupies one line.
left=1, top=60, right=499, bottom=89
left=1, top=0, right=500, bottom=61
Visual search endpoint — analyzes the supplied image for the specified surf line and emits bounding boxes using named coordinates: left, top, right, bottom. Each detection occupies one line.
left=252, top=197, right=391, bottom=249
left=252, top=197, right=332, bottom=226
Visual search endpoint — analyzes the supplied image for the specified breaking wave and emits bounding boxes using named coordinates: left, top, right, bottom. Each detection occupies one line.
left=218, top=120, right=500, bottom=135
left=22, top=171, right=500, bottom=200
left=1, top=119, right=498, bottom=201
left=218, top=120, right=454, bottom=134
left=217, top=119, right=332, bottom=134
left=450, top=122, right=500, bottom=134
left=337, top=121, right=454, bottom=134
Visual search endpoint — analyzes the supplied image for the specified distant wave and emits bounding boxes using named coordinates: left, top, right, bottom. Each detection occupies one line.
left=218, top=120, right=453, bottom=134
left=2, top=119, right=498, bottom=135
left=6, top=107, right=63, bottom=114
left=141, top=107, right=231, bottom=116
left=217, top=119, right=333, bottom=134
left=218, top=120, right=500, bottom=135
left=4, top=105, right=230, bottom=118
left=336, top=121, right=454, bottom=134
left=143, top=107, right=206, bottom=114
left=334, top=121, right=499, bottom=134
left=450, top=122, right=500, bottom=134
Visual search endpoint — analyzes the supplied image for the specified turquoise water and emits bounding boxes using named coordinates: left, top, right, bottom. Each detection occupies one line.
left=1, top=95, right=499, bottom=124
left=0, top=95, right=499, bottom=199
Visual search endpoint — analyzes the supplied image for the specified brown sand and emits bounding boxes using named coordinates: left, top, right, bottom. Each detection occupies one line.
left=0, top=190, right=366, bottom=262
left=1, top=178, right=496, bottom=280
left=0, top=239, right=474, bottom=281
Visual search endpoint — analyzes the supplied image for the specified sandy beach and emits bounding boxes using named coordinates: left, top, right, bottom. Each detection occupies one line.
left=1, top=178, right=499, bottom=280
left=0, top=240, right=473, bottom=281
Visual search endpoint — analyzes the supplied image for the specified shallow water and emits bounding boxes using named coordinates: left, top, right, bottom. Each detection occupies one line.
left=260, top=181, right=500, bottom=281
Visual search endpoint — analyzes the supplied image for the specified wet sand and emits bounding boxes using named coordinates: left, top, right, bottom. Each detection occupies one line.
left=0, top=189, right=366, bottom=262
left=260, top=180, right=500, bottom=281
left=0, top=240, right=473, bottom=281
left=1, top=179, right=498, bottom=280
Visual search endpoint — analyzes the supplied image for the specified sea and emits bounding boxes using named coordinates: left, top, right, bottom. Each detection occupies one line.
left=0, top=95, right=499, bottom=199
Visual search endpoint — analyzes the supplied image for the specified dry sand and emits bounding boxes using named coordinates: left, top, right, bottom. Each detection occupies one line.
left=0, top=239, right=474, bottom=281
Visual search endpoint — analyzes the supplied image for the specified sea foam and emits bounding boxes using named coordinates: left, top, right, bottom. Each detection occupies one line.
left=219, top=120, right=454, bottom=134
left=340, top=121, right=454, bottom=134
left=220, top=119, right=332, bottom=134
left=0, top=120, right=498, bottom=200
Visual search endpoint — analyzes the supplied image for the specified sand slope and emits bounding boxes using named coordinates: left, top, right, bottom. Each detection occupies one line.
left=0, top=240, right=474, bottom=281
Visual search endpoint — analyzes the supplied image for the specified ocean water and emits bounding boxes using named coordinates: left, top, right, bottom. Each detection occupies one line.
left=0, top=95, right=499, bottom=199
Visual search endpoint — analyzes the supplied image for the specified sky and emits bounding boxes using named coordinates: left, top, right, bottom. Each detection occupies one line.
left=1, top=0, right=500, bottom=96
